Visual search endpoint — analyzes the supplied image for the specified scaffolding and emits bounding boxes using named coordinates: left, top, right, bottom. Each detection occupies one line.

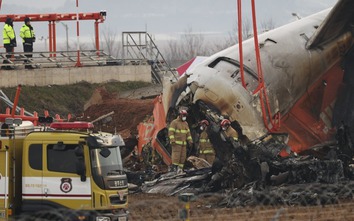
left=122, top=32, right=178, bottom=84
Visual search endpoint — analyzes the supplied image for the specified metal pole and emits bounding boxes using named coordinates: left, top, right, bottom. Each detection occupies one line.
left=11, top=85, right=21, bottom=118
left=44, top=37, right=48, bottom=51
left=59, top=22, right=69, bottom=53
left=95, top=21, right=100, bottom=56
left=65, top=24, right=69, bottom=53
left=53, top=22, right=57, bottom=57
left=75, top=0, right=82, bottom=67
left=237, top=0, right=246, bottom=89
left=49, top=22, right=52, bottom=57
left=4, top=149, right=8, bottom=211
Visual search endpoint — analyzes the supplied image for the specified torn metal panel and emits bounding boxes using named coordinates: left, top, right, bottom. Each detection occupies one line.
left=141, top=168, right=211, bottom=196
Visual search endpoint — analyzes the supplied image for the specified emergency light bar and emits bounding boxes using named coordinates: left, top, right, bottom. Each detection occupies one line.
left=50, top=122, right=94, bottom=130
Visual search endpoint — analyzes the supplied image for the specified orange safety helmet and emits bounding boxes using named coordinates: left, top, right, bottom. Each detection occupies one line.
left=220, top=119, right=231, bottom=127
left=200, top=119, right=209, bottom=126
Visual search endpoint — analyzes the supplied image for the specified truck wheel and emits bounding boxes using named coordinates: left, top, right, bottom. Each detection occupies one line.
left=32, top=210, right=65, bottom=221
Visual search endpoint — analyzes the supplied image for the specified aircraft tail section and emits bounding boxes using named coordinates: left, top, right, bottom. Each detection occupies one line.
left=307, top=0, right=354, bottom=49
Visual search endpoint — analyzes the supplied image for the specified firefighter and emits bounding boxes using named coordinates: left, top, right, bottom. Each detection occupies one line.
left=0, top=123, right=9, bottom=137
left=20, top=17, right=36, bottom=69
left=197, top=119, right=215, bottom=165
left=2, top=17, right=16, bottom=70
left=206, top=120, right=246, bottom=191
left=220, top=119, right=238, bottom=142
left=168, top=109, right=193, bottom=173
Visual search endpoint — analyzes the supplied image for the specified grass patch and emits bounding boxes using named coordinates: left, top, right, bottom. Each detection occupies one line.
left=0, top=81, right=153, bottom=118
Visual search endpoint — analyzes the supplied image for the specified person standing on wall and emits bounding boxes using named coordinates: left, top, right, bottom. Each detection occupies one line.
left=2, top=17, right=16, bottom=70
left=20, top=17, right=35, bottom=69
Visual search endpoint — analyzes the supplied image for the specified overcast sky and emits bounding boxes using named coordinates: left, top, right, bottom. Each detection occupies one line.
left=2, top=0, right=337, bottom=50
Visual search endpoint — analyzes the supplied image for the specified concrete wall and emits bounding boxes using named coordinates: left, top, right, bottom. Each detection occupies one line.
left=0, top=65, right=151, bottom=87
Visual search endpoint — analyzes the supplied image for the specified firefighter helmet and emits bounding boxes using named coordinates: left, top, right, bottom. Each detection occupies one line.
left=179, top=109, right=188, bottom=116
left=220, top=119, right=231, bottom=127
left=200, top=119, right=209, bottom=126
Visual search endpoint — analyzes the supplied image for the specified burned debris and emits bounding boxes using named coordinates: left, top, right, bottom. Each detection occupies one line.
left=125, top=100, right=354, bottom=208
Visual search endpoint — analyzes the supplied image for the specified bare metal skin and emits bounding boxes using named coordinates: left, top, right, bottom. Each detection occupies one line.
left=165, top=0, right=354, bottom=142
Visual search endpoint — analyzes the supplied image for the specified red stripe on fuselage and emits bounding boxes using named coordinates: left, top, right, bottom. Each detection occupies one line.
left=279, top=62, right=344, bottom=154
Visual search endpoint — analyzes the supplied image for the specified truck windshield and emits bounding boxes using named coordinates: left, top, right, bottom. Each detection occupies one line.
left=90, top=146, right=124, bottom=176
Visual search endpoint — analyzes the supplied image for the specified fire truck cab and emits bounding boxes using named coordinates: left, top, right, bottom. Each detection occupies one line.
left=0, top=119, right=128, bottom=220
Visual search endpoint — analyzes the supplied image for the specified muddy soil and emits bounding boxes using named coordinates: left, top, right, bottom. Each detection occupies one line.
left=81, top=87, right=156, bottom=138
left=128, top=193, right=354, bottom=221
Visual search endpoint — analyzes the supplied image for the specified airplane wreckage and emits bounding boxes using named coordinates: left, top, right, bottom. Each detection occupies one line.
left=127, top=0, right=354, bottom=207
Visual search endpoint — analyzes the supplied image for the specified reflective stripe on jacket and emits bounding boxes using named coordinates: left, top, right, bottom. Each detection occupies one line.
left=3, top=24, right=15, bottom=44
left=225, top=126, right=238, bottom=141
left=200, top=149, right=214, bottom=154
left=168, top=117, right=192, bottom=145
left=199, top=131, right=214, bottom=154
left=20, top=24, right=35, bottom=43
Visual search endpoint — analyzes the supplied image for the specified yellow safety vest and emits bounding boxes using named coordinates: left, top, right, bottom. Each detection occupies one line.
left=20, top=24, right=35, bottom=43
left=3, top=24, right=15, bottom=45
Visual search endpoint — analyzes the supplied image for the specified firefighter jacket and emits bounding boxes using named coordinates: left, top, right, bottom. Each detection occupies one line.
left=168, top=117, right=192, bottom=146
left=225, top=126, right=238, bottom=141
left=20, top=24, right=35, bottom=44
left=199, top=131, right=214, bottom=154
left=3, top=24, right=15, bottom=45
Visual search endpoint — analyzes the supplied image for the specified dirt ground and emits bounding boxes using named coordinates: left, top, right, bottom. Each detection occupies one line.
left=81, top=87, right=155, bottom=138
left=128, top=193, right=354, bottom=221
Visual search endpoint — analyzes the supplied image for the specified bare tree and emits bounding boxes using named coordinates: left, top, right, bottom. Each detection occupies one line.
left=260, top=18, right=276, bottom=33
left=164, top=27, right=207, bottom=67
left=163, top=17, right=276, bottom=67
left=100, top=28, right=121, bottom=58
left=238, top=17, right=254, bottom=40
left=72, top=41, right=91, bottom=51
left=211, top=17, right=253, bottom=54
left=180, top=27, right=206, bottom=60
left=164, top=39, right=184, bottom=67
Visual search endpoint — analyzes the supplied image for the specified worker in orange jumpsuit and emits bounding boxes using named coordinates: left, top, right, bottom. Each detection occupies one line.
left=168, top=109, right=193, bottom=173
left=197, top=119, right=215, bottom=165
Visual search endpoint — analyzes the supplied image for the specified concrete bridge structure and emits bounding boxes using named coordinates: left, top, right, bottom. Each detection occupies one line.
left=0, top=65, right=151, bottom=88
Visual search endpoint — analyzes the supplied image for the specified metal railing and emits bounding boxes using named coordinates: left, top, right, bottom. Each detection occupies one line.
left=0, top=50, right=149, bottom=69
left=122, top=32, right=178, bottom=84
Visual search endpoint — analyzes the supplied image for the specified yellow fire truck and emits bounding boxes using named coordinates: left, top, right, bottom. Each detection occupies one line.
left=0, top=119, right=128, bottom=221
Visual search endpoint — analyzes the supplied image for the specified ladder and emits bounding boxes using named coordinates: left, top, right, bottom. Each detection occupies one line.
left=122, top=32, right=178, bottom=84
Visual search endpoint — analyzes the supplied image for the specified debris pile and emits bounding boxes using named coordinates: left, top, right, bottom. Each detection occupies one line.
left=221, top=181, right=354, bottom=207
left=126, top=127, right=354, bottom=208
left=78, top=85, right=354, bottom=209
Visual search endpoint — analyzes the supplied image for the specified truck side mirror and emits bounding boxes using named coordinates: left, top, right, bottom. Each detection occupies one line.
left=76, top=159, right=86, bottom=182
left=53, top=141, right=66, bottom=150
left=86, top=136, right=101, bottom=148
left=75, top=145, right=86, bottom=182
